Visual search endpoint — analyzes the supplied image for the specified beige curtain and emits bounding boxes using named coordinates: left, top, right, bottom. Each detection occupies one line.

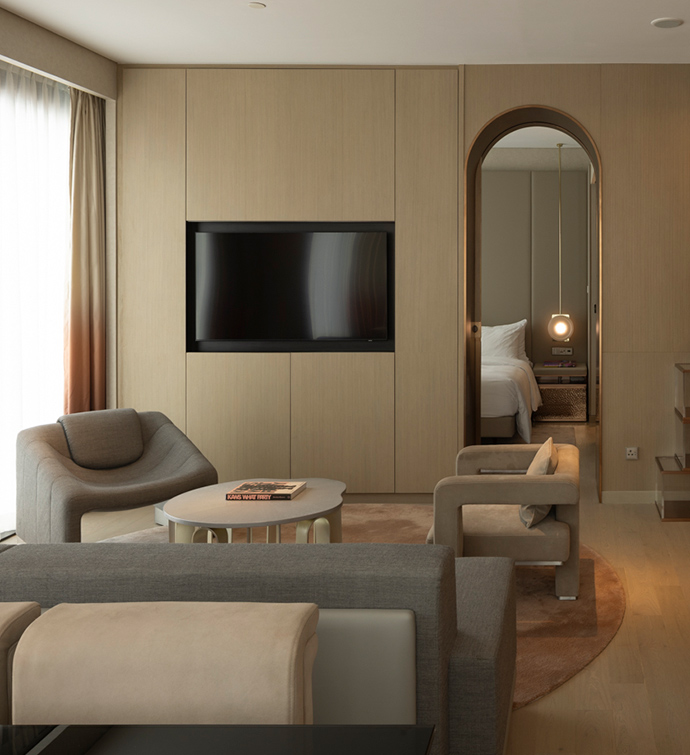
left=65, top=89, right=106, bottom=414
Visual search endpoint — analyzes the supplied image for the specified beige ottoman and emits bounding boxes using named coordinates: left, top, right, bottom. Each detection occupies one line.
left=12, top=601, right=318, bottom=725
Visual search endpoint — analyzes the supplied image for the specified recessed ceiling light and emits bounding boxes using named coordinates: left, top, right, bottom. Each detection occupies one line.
left=651, top=17, right=683, bottom=28
left=248, top=1, right=266, bottom=7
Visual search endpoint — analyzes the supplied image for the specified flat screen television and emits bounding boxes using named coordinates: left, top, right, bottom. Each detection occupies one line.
left=187, top=223, right=394, bottom=352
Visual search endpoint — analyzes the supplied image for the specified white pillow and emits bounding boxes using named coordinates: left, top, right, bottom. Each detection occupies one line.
left=482, top=319, right=528, bottom=361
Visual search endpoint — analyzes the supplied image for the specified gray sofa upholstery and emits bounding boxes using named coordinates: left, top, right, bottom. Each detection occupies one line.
left=16, top=409, right=218, bottom=544
left=0, top=543, right=515, bottom=755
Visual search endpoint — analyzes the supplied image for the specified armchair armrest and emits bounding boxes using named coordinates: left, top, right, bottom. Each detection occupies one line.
left=455, top=445, right=541, bottom=475
left=434, top=474, right=579, bottom=508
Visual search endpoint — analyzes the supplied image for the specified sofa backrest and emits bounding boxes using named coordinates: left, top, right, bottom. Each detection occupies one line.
left=0, top=543, right=455, bottom=753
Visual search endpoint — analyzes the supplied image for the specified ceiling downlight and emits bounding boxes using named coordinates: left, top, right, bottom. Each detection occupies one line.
left=651, top=18, right=684, bottom=28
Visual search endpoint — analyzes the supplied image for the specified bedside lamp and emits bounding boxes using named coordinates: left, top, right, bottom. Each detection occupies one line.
left=548, top=313, right=574, bottom=341
left=548, top=143, right=574, bottom=342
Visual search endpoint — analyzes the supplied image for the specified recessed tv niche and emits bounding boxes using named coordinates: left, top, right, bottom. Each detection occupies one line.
left=186, top=222, right=394, bottom=353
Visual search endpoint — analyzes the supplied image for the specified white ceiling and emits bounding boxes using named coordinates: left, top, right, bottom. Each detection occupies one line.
left=1, top=0, right=688, bottom=66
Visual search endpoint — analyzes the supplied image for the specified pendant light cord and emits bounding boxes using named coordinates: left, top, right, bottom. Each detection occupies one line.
left=557, top=143, right=563, bottom=315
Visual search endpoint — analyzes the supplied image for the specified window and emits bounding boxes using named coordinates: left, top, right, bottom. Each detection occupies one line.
left=0, top=62, right=71, bottom=534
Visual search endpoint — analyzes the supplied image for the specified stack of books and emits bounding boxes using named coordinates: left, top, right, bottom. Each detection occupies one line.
left=225, top=480, right=307, bottom=501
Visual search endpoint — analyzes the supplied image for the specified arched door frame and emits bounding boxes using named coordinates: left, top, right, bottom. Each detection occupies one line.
left=463, top=105, right=603, bottom=498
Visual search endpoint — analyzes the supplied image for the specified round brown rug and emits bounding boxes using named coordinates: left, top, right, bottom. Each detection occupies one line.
left=102, top=503, right=626, bottom=708
left=513, top=543, right=626, bottom=708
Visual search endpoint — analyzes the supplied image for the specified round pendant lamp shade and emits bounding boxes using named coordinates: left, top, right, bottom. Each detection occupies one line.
left=548, top=313, right=574, bottom=341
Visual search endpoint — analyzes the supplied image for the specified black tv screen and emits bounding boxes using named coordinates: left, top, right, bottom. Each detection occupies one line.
left=190, top=227, right=392, bottom=352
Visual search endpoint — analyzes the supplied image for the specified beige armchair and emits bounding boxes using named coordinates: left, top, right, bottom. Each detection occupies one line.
left=431, top=443, right=580, bottom=599
left=16, top=408, right=218, bottom=544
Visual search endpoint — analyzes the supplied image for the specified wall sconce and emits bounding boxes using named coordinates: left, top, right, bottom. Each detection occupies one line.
left=548, top=143, right=574, bottom=342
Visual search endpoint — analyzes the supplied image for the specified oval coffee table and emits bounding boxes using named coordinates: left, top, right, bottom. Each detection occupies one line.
left=163, top=478, right=346, bottom=544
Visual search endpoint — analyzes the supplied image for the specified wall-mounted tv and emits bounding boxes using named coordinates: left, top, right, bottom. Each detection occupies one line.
left=187, top=222, right=394, bottom=353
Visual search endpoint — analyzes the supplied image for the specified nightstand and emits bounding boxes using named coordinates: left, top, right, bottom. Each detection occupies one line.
left=533, top=364, right=588, bottom=422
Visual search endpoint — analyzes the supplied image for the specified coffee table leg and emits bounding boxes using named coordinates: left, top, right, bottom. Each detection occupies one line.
left=267, top=525, right=281, bottom=543
left=189, top=527, right=229, bottom=543
left=296, top=519, right=331, bottom=544
left=211, top=528, right=229, bottom=543
left=313, top=517, right=331, bottom=543
left=296, top=520, right=313, bottom=543
left=173, top=523, right=196, bottom=543
left=325, top=508, right=342, bottom=543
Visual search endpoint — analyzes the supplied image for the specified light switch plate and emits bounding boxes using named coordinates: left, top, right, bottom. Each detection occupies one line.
left=552, top=347, right=573, bottom=356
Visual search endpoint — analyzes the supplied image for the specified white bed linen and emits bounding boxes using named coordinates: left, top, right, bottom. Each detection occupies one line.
left=481, top=357, right=542, bottom=442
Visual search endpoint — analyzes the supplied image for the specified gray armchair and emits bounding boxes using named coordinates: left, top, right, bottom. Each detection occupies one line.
left=431, top=443, right=580, bottom=599
left=16, top=408, right=218, bottom=543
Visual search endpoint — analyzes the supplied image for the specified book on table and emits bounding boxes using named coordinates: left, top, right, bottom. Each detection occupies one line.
left=225, top=480, right=307, bottom=501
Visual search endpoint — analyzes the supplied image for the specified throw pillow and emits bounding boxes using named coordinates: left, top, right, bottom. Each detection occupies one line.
left=481, top=319, right=530, bottom=363
left=519, top=438, right=558, bottom=528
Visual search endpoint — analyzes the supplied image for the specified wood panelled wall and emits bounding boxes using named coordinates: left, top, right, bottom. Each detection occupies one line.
left=464, top=63, right=690, bottom=498
left=599, top=66, right=690, bottom=497
left=186, top=69, right=395, bottom=222
left=118, top=63, right=690, bottom=498
left=118, top=68, right=187, bottom=429
left=395, top=69, right=459, bottom=492
left=118, top=67, right=458, bottom=494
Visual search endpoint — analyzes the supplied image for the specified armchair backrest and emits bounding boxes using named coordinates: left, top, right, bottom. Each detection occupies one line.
left=57, top=408, right=144, bottom=470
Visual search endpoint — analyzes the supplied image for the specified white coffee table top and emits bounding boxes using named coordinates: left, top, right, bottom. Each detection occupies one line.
left=163, top=478, right=346, bottom=529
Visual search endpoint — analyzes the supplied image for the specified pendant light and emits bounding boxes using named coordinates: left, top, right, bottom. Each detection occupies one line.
left=548, top=143, right=574, bottom=342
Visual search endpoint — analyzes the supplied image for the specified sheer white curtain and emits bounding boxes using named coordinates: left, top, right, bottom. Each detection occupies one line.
left=0, top=63, right=71, bottom=534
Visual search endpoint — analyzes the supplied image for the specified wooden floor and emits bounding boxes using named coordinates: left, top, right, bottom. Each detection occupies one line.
left=508, top=423, right=690, bottom=755
left=7, top=424, right=689, bottom=753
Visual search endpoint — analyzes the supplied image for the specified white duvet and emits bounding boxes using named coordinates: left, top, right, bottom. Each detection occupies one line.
left=481, top=357, right=542, bottom=442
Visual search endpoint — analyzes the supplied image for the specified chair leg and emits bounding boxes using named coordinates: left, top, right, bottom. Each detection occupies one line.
left=555, top=557, right=579, bottom=599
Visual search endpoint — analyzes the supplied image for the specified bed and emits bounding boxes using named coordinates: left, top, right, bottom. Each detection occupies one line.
left=480, top=320, right=542, bottom=442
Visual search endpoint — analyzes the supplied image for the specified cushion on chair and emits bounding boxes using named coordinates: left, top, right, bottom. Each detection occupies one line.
left=463, top=505, right=570, bottom=562
left=58, top=408, right=144, bottom=470
left=519, top=438, right=557, bottom=528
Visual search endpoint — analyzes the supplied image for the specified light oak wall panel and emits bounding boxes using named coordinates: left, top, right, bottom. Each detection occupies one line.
left=603, top=352, right=690, bottom=494
left=600, top=65, right=690, bottom=492
left=187, top=354, right=291, bottom=483
left=291, top=354, right=394, bottom=493
left=186, top=69, right=395, bottom=221
left=601, top=65, right=690, bottom=355
left=396, top=69, right=459, bottom=492
left=463, top=65, right=602, bottom=153
left=118, top=68, right=186, bottom=428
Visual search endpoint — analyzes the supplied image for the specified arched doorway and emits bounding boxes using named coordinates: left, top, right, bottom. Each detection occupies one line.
left=464, top=106, right=602, bottom=498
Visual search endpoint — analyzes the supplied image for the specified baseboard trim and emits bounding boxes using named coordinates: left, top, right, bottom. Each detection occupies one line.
left=601, top=491, right=655, bottom=505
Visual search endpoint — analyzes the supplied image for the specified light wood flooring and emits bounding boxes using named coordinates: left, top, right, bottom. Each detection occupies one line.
left=6, top=423, right=689, bottom=753
left=509, top=423, right=690, bottom=755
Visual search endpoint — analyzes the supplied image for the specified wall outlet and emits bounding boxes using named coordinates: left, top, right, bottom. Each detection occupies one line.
left=626, top=447, right=639, bottom=460
left=552, top=347, right=573, bottom=356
